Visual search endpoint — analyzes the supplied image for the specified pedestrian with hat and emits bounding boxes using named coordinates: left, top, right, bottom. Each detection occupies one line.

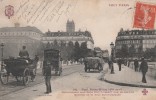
left=139, top=57, right=148, bottom=83
left=134, top=59, right=139, bottom=72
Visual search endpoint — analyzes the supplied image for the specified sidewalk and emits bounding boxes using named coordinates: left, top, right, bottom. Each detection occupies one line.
left=104, top=63, right=156, bottom=88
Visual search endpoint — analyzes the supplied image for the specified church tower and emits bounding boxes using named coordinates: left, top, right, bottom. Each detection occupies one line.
left=66, top=20, right=75, bottom=32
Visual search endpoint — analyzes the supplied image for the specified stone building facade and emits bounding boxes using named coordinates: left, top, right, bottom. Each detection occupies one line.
left=115, top=29, right=156, bottom=58
left=42, top=20, right=94, bottom=50
left=0, top=23, right=43, bottom=58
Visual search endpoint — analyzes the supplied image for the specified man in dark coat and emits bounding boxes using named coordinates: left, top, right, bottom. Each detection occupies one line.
left=117, top=58, right=122, bottom=71
left=134, top=59, right=139, bottom=72
left=43, top=61, right=52, bottom=94
left=84, top=58, right=88, bottom=72
left=139, top=58, right=148, bottom=83
left=108, top=59, right=112, bottom=69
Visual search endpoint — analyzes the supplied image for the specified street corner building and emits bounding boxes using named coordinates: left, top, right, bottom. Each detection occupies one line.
left=0, top=23, right=43, bottom=59
left=115, top=28, right=156, bottom=60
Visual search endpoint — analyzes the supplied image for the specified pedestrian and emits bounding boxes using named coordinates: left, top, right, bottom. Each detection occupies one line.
left=84, top=58, right=88, bottom=72
left=139, top=57, right=148, bottom=83
left=43, top=61, right=52, bottom=94
left=117, top=58, right=122, bottom=71
left=108, top=60, right=112, bottom=69
left=134, top=59, right=139, bottom=72
left=128, top=60, right=130, bottom=67
left=33, top=55, right=39, bottom=67
left=30, top=55, right=39, bottom=81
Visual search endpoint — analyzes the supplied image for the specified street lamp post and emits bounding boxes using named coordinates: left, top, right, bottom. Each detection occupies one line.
left=110, top=42, right=115, bottom=74
left=1, top=43, right=4, bottom=71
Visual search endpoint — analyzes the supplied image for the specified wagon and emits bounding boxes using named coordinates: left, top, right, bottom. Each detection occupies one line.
left=84, top=57, right=104, bottom=72
left=0, top=57, right=38, bottom=85
left=43, top=49, right=62, bottom=76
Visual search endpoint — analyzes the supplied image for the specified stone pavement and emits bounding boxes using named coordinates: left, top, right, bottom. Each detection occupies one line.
left=104, top=63, right=156, bottom=88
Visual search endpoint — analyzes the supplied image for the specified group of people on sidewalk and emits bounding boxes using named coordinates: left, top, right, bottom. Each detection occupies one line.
left=117, top=57, right=148, bottom=83
left=107, top=57, right=149, bottom=84
left=102, top=57, right=149, bottom=84
left=118, top=57, right=148, bottom=83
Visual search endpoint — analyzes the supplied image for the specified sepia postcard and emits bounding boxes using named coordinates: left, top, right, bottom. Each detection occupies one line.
left=0, top=0, right=156, bottom=100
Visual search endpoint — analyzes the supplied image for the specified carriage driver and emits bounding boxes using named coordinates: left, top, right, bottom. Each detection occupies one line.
left=19, top=46, right=29, bottom=58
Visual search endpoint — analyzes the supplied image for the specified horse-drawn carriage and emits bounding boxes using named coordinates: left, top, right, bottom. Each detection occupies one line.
left=84, top=57, right=104, bottom=72
left=0, top=57, right=38, bottom=85
left=43, top=49, right=62, bottom=76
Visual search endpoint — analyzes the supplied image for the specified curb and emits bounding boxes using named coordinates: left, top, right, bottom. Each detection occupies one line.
left=104, top=79, right=156, bottom=88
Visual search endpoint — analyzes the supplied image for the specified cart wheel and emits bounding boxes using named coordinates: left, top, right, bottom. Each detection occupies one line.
left=0, top=71, right=9, bottom=85
left=23, top=68, right=30, bottom=86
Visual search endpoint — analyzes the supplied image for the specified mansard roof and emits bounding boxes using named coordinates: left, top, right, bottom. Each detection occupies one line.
left=0, top=26, right=43, bottom=34
left=118, top=29, right=156, bottom=36
left=44, top=30, right=92, bottom=38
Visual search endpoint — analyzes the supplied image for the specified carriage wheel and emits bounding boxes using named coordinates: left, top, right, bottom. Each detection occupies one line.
left=0, top=72, right=9, bottom=85
left=23, top=68, right=30, bottom=86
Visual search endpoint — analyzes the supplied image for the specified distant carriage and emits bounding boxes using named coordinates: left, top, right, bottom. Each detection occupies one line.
left=84, top=57, right=104, bottom=72
left=42, top=49, right=62, bottom=76
left=0, top=57, right=38, bottom=85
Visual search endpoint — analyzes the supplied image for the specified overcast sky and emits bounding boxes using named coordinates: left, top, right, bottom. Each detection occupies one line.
left=0, top=0, right=156, bottom=52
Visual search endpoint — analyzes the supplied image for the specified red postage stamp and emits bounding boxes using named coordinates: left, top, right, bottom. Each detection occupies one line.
left=5, top=5, right=14, bottom=19
left=133, top=2, right=156, bottom=29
